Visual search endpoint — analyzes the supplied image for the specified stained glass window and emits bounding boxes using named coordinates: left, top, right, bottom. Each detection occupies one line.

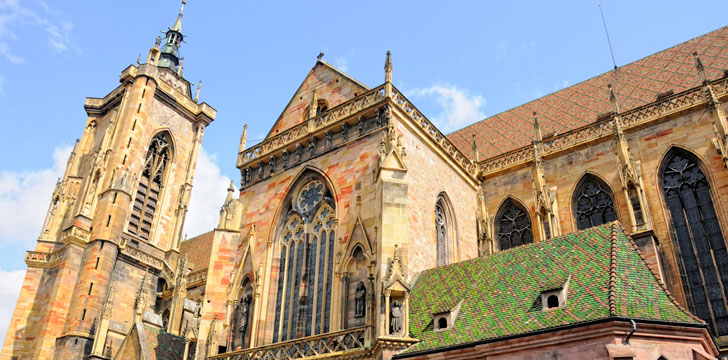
left=496, top=198, right=533, bottom=251
left=573, top=175, right=617, bottom=230
left=661, top=150, right=728, bottom=336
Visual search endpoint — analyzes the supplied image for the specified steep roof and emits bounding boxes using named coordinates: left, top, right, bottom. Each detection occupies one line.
left=402, top=223, right=703, bottom=356
left=447, top=26, right=728, bottom=159
left=179, top=230, right=214, bottom=271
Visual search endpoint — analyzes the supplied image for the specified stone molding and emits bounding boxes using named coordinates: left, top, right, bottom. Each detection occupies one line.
left=479, top=76, right=728, bottom=177
left=25, top=247, right=67, bottom=268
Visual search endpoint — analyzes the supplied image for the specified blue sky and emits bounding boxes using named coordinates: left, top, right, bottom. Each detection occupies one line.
left=0, top=0, right=727, bottom=340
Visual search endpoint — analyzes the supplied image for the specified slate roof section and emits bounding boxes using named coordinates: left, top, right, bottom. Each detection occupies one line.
left=447, top=26, right=728, bottom=159
left=402, top=223, right=703, bottom=355
left=179, top=230, right=214, bottom=271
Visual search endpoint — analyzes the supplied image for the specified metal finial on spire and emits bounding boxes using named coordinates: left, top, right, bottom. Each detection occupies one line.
left=317, top=52, right=324, bottom=61
left=694, top=51, right=708, bottom=84
left=172, top=0, right=186, bottom=32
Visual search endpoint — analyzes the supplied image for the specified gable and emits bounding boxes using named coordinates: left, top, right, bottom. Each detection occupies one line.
left=266, top=60, right=369, bottom=138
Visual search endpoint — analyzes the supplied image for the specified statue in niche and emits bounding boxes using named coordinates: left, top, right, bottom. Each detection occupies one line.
left=355, top=282, right=366, bottom=318
left=390, top=300, right=402, bottom=334
left=238, top=295, right=251, bottom=337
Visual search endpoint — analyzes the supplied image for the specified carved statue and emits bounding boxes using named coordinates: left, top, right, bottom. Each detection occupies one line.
left=390, top=300, right=402, bottom=334
left=238, top=296, right=251, bottom=336
left=355, top=282, right=366, bottom=318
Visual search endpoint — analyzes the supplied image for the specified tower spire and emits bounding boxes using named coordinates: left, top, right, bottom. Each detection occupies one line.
left=172, top=0, right=186, bottom=32
left=158, top=0, right=187, bottom=73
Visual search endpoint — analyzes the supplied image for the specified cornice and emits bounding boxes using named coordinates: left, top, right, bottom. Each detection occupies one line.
left=478, top=75, right=728, bottom=178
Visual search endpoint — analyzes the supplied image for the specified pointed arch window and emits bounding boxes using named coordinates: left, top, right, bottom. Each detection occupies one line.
left=435, top=195, right=454, bottom=266
left=495, top=198, right=533, bottom=251
left=661, top=149, right=728, bottom=337
left=128, top=132, right=172, bottom=240
left=573, top=175, right=617, bottom=230
left=273, top=177, right=337, bottom=342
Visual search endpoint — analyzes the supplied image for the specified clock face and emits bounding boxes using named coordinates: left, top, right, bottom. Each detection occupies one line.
left=296, top=180, right=324, bottom=214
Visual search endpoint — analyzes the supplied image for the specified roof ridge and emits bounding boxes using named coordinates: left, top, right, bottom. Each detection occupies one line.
left=617, top=225, right=705, bottom=324
left=607, top=223, right=619, bottom=317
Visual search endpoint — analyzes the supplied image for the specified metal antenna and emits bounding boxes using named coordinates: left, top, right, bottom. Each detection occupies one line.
left=599, top=5, right=621, bottom=99
left=599, top=4, right=617, bottom=71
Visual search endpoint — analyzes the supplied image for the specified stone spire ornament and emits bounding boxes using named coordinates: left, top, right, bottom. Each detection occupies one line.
left=236, top=124, right=248, bottom=168
left=384, top=51, right=393, bottom=97
left=607, top=83, right=650, bottom=231
left=694, top=51, right=728, bottom=169
left=195, top=80, right=202, bottom=103
left=531, top=112, right=559, bottom=240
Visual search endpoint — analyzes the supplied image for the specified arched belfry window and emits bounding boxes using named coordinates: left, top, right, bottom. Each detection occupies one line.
left=128, top=132, right=172, bottom=240
left=435, top=195, right=454, bottom=266
left=661, top=149, right=728, bottom=337
left=495, top=198, right=533, bottom=251
left=273, top=175, right=336, bottom=342
left=573, top=175, right=617, bottom=230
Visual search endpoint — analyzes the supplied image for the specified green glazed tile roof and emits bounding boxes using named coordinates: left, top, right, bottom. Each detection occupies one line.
left=403, top=223, right=703, bottom=355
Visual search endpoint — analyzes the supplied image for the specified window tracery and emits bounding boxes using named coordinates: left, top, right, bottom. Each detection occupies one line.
left=573, top=175, right=617, bottom=230
left=128, top=132, right=171, bottom=240
left=273, top=177, right=336, bottom=342
left=435, top=197, right=451, bottom=266
left=495, top=198, right=533, bottom=251
left=661, top=150, right=728, bottom=337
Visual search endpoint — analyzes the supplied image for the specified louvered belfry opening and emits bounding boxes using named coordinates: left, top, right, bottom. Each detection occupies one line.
left=495, top=198, right=533, bottom=251
left=272, top=175, right=337, bottom=343
left=573, top=175, right=618, bottom=231
left=661, top=149, right=728, bottom=337
left=128, top=132, right=171, bottom=240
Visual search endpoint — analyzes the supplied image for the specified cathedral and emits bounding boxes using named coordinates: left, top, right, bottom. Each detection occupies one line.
left=3, top=2, right=728, bottom=359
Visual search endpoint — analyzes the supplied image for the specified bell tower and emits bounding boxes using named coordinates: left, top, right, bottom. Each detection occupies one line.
left=1, top=2, right=216, bottom=359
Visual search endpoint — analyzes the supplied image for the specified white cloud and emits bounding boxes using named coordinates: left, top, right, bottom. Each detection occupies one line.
left=0, top=0, right=77, bottom=63
left=0, top=268, right=25, bottom=346
left=407, top=84, right=487, bottom=132
left=0, top=145, right=71, bottom=249
left=183, top=147, right=232, bottom=238
left=495, top=41, right=507, bottom=62
left=334, top=57, right=348, bottom=72
left=0, top=41, right=23, bottom=63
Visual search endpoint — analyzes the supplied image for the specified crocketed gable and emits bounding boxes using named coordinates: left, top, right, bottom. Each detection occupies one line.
left=403, top=223, right=702, bottom=355
left=448, top=25, right=728, bottom=159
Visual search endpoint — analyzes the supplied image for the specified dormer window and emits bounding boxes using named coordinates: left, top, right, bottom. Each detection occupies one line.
left=433, top=300, right=462, bottom=332
left=541, top=276, right=570, bottom=311
left=546, top=294, right=559, bottom=309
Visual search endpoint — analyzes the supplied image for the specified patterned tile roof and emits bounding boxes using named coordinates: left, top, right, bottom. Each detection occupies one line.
left=403, top=223, right=703, bottom=355
left=142, top=324, right=185, bottom=360
left=179, top=230, right=214, bottom=271
left=447, top=26, right=728, bottom=159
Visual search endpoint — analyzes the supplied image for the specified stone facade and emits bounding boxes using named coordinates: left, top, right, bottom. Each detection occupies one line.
left=2, top=6, right=728, bottom=360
